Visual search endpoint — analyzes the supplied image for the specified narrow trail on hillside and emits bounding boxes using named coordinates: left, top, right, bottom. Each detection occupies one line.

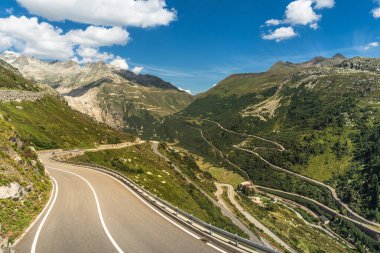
left=174, top=115, right=285, bottom=151
left=171, top=115, right=380, bottom=233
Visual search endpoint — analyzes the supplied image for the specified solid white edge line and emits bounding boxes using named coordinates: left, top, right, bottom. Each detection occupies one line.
left=31, top=177, right=59, bottom=253
left=83, top=167, right=229, bottom=253
left=207, top=243, right=229, bottom=253
left=51, top=168, right=124, bottom=253
left=12, top=175, right=55, bottom=248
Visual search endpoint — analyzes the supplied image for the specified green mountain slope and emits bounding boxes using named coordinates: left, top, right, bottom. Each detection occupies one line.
left=178, top=55, right=380, bottom=221
left=0, top=96, right=132, bottom=150
left=153, top=55, right=380, bottom=251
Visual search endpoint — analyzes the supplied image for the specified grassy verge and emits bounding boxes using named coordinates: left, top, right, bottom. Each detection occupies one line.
left=195, top=156, right=245, bottom=188
left=0, top=119, right=51, bottom=242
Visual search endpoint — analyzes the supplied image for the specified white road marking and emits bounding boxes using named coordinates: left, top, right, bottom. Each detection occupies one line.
left=31, top=177, right=59, bottom=253
left=51, top=168, right=124, bottom=253
left=207, top=243, right=229, bottom=253
left=49, top=159, right=231, bottom=253
left=105, top=172, right=202, bottom=240
left=85, top=167, right=229, bottom=253
left=13, top=175, right=56, bottom=248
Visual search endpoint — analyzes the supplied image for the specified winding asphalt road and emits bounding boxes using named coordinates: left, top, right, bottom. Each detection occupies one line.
left=13, top=152, right=225, bottom=253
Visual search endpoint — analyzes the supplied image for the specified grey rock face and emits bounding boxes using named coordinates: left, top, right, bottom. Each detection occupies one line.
left=0, top=182, right=23, bottom=200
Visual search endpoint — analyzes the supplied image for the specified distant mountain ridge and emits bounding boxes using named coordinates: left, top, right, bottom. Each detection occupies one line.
left=0, top=51, right=181, bottom=91
left=114, top=69, right=180, bottom=90
left=0, top=51, right=193, bottom=134
left=268, top=53, right=346, bottom=73
left=201, top=54, right=348, bottom=98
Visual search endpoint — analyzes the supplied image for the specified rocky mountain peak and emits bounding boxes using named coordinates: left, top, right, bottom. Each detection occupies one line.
left=114, top=69, right=180, bottom=90
left=12, top=55, right=30, bottom=68
left=332, top=53, right=346, bottom=60
left=62, top=60, right=80, bottom=69
left=297, top=54, right=346, bottom=68
left=50, top=60, right=80, bottom=69
left=84, top=61, right=108, bottom=70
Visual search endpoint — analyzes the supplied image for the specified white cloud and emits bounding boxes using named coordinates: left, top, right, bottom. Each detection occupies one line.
left=262, top=0, right=334, bottom=41
left=178, top=87, right=192, bottom=95
left=0, top=15, right=73, bottom=60
left=373, top=1, right=380, bottom=18
left=372, top=8, right=380, bottom=18
left=0, top=16, right=135, bottom=65
left=109, top=56, right=129, bottom=70
left=262, top=27, right=297, bottom=42
left=132, top=66, right=144, bottom=75
left=363, top=42, right=379, bottom=50
left=285, top=0, right=320, bottom=27
left=0, top=35, right=15, bottom=51
left=314, top=0, right=335, bottom=9
left=16, top=0, right=177, bottom=28
left=67, top=26, right=129, bottom=48
left=76, top=47, right=114, bottom=63
left=265, top=19, right=281, bottom=26
left=309, top=23, right=319, bottom=30
left=1, top=1, right=177, bottom=68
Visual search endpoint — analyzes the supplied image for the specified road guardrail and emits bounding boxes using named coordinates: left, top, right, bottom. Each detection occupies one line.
left=51, top=157, right=279, bottom=253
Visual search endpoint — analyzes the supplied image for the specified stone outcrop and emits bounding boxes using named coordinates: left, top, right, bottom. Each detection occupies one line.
left=0, top=182, right=24, bottom=200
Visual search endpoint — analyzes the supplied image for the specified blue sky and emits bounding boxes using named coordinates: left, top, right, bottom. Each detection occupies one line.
left=0, top=0, right=380, bottom=94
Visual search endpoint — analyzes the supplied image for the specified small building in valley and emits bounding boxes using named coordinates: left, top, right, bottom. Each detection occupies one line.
left=238, top=181, right=255, bottom=195
left=319, top=215, right=330, bottom=225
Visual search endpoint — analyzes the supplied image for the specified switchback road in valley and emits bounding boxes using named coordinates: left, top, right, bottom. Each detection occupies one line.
left=13, top=152, right=225, bottom=253
left=214, top=184, right=295, bottom=253
left=173, top=115, right=380, bottom=230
